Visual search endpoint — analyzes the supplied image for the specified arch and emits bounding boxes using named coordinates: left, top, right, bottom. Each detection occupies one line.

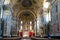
left=17, top=10, right=37, bottom=19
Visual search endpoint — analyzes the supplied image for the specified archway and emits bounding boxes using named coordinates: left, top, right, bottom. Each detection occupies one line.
left=18, top=10, right=37, bottom=37
left=18, top=11, right=36, bottom=30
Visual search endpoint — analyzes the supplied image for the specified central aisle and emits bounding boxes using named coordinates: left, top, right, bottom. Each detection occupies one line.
left=21, top=38, right=31, bottom=40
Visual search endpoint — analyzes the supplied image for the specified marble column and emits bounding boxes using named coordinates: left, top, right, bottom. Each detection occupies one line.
left=7, top=10, right=12, bottom=37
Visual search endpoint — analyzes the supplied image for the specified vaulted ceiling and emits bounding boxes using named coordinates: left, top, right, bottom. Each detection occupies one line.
left=9, top=0, right=46, bottom=21
left=10, top=0, right=44, bottom=15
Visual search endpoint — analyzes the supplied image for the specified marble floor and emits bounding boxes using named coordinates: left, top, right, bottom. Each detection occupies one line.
left=0, top=37, right=60, bottom=40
